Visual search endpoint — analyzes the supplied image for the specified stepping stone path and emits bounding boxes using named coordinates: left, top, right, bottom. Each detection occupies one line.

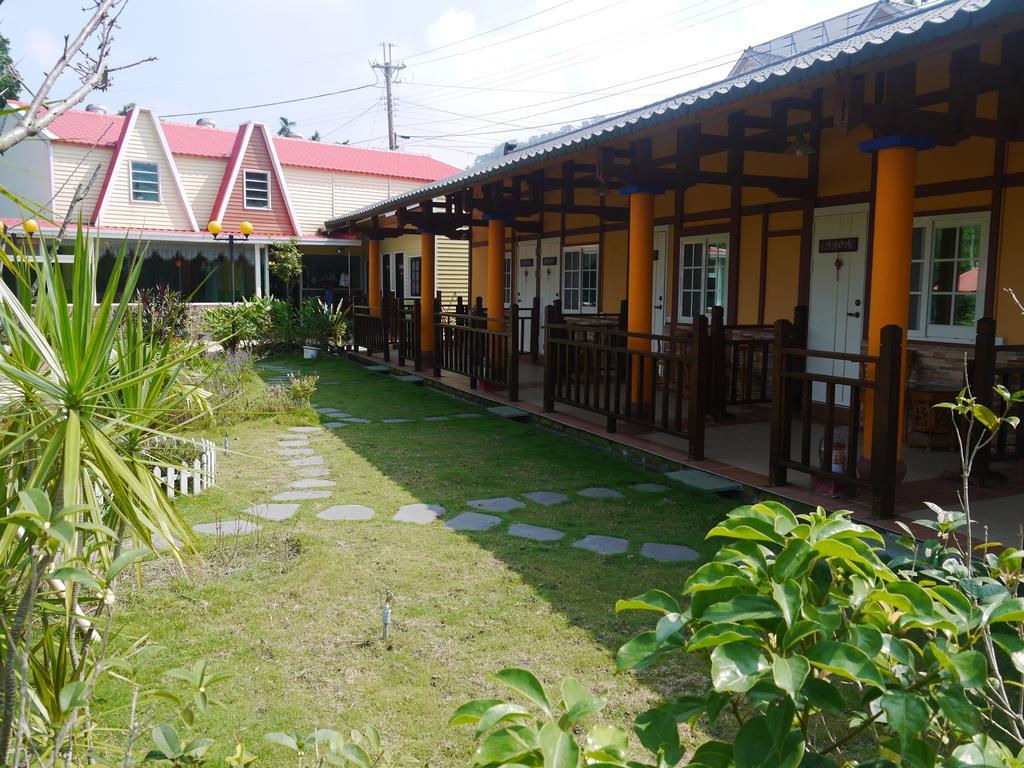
left=273, top=490, right=331, bottom=501
left=631, top=483, right=668, bottom=493
left=640, top=543, right=699, bottom=562
left=319, top=505, right=374, bottom=521
left=523, top=491, right=569, bottom=506
left=487, top=405, right=529, bottom=420
left=194, top=519, right=260, bottom=536
left=454, top=413, right=482, bottom=418
left=468, top=496, right=524, bottom=513
left=278, top=440, right=310, bottom=448
left=393, top=503, right=445, bottom=525
left=323, top=422, right=348, bottom=428
left=277, top=448, right=314, bottom=456
left=383, top=418, right=413, bottom=424
left=291, top=479, right=336, bottom=488
left=664, top=469, right=742, bottom=494
left=365, top=365, right=390, bottom=372
left=245, top=504, right=300, bottom=521
left=578, top=487, right=623, bottom=499
left=509, top=523, right=565, bottom=542
left=573, top=534, right=630, bottom=555
left=343, top=417, right=371, bottom=424
left=324, top=411, right=351, bottom=418
left=296, top=466, right=332, bottom=477
left=314, top=407, right=335, bottom=413
left=424, top=415, right=450, bottom=422
left=288, top=426, right=322, bottom=433
left=445, top=511, right=501, bottom=531
left=394, top=375, right=423, bottom=384
left=289, top=456, right=325, bottom=467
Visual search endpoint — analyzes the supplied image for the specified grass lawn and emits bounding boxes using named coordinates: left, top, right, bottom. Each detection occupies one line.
left=99, top=354, right=735, bottom=764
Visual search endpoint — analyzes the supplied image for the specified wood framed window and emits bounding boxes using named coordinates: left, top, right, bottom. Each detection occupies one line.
left=243, top=170, right=271, bottom=210
left=409, top=256, right=421, bottom=298
left=129, top=161, right=160, bottom=202
left=678, top=233, right=729, bottom=321
left=562, top=245, right=598, bottom=314
left=504, top=252, right=512, bottom=307
left=909, top=213, right=989, bottom=341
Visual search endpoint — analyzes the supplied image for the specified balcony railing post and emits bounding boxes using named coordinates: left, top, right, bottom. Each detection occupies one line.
left=397, top=301, right=407, bottom=367
left=433, top=294, right=443, bottom=378
left=769, top=319, right=793, bottom=486
left=973, top=316, right=997, bottom=484
left=709, top=305, right=726, bottom=421
left=791, top=304, right=809, bottom=414
left=871, top=323, right=903, bottom=518
left=413, top=298, right=422, bottom=371
left=531, top=295, right=541, bottom=362
left=543, top=304, right=556, bottom=412
left=687, top=314, right=708, bottom=461
left=508, top=303, right=520, bottom=401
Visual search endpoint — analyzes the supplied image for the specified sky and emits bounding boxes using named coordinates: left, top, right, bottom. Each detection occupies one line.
left=1, top=0, right=872, bottom=169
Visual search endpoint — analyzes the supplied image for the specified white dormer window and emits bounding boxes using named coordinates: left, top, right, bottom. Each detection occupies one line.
left=244, top=170, right=270, bottom=209
left=129, top=161, right=160, bottom=202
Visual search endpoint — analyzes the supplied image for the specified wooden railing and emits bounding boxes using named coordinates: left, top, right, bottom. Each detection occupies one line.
left=769, top=321, right=902, bottom=518
left=396, top=299, right=422, bottom=371
left=543, top=306, right=708, bottom=460
left=433, top=297, right=519, bottom=399
left=973, top=316, right=1024, bottom=481
left=351, top=302, right=389, bottom=360
left=506, top=295, right=541, bottom=361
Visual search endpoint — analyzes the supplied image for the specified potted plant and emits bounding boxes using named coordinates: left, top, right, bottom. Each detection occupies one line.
left=298, top=298, right=332, bottom=358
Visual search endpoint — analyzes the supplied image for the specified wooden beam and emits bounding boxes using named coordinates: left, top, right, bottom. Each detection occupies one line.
left=727, top=111, right=743, bottom=324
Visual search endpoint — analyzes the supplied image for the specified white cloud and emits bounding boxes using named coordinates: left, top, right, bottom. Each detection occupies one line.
left=426, top=8, right=477, bottom=49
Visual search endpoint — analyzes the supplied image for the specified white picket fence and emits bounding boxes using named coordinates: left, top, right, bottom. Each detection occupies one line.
left=149, top=438, right=218, bottom=499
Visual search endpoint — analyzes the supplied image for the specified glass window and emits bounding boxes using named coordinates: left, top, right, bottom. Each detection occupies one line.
left=409, top=256, right=422, bottom=298
left=244, top=170, right=270, bottom=209
left=678, top=234, right=728, bottom=320
left=129, top=161, right=159, bottom=202
left=504, top=253, right=512, bottom=307
left=907, top=215, right=987, bottom=339
left=562, top=245, right=599, bottom=314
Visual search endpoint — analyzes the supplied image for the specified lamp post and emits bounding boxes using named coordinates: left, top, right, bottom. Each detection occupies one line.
left=207, top=220, right=253, bottom=304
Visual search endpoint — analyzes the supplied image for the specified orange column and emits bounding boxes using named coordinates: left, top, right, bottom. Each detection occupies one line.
left=861, top=139, right=927, bottom=459
left=368, top=239, right=382, bottom=316
left=420, top=231, right=435, bottom=352
left=626, top=190, right=656, bottom=404
left=486, top=218, right=506, bottom=328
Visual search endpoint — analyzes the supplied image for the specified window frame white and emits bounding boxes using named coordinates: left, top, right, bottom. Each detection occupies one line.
left=128, top=160, right=160, bottom=204
left=561, top=244, right=599, bottom=315
left=243, top=169, right=271, bottom=210
left=908, top=212, right=989, bottom=342
left=677, top=232, right=730, bottom=322
left=503, top=251, right=512, bottom=308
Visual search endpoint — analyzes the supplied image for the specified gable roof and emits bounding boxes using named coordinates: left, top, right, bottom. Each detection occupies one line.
left=92, top=106, right=200, bottom=230
left=325, top=0, right=1006, bottom=231
left=23, top=105, right=458, bottom=182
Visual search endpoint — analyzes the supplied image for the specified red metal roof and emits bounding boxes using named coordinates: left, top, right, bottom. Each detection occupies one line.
left=21, top=103, right=458, bottom=181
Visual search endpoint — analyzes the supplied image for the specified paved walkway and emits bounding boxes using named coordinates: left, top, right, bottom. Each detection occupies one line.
left=193, top=421, right=703, bottom=562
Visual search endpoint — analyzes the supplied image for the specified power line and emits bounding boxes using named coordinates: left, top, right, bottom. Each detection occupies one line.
left=321, top=98, right=383, bottom=141
left=159, top=82, right=378, bottom=118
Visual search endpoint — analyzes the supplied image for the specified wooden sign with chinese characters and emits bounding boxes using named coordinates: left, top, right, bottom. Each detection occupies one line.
left=818, top=237, right=859, bottom=253
left=542, top=256, right=558, bottom=266
left=519, top=258, right=535, bottom=267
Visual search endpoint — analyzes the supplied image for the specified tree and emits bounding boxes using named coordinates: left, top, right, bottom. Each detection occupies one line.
left=0, top=33, right=20, bottom=102
left=278, top=116, right=298, bottom=137
left=310, top=130, right=321, bottom=142
left=269, top=237, right=303, bottom=303
left=0, top=0, right=155, bottom=154
left=117, top=100, right=136, bottom=115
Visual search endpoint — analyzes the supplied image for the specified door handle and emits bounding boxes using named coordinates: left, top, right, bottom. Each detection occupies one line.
left=654, top=305, right=663, bottom=310
left=847, top=311, right=861, bottom=318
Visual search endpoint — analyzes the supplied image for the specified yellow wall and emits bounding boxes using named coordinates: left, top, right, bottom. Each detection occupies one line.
left=736, top=214, right=763, bottom=324
left=995, top=186, right=1024, bottom=341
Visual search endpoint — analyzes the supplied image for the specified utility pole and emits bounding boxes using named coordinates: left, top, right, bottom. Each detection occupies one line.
left=371, top=42, right=405, bottom=150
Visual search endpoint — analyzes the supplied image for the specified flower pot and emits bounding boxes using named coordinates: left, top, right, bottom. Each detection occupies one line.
left=302, top=345, right=320, bottom=360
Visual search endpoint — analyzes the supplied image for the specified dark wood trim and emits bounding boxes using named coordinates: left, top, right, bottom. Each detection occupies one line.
left=914, top=204, right=992, bottom=218
left=758, top=206, right=769, bottom=324
left=727, top=111, right=744, bottom=325
left=984, top=140, right=1006, bottom=318
left=797, top=201, right=813, bottom=308
left=670, top=187, right=683, bottom=332
left=862, top=151, right=879, bottom=342
left=767, top=227, right=803, bottom=238
left=598, top=195, right=606, bottom=311
left=682, top=222, right=733, bottom=237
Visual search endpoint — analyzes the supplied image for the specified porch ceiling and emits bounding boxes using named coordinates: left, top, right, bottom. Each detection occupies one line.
left=324, top=0, right=1003, bottom=233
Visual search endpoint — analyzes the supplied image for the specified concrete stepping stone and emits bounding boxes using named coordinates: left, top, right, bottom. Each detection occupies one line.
left=573, top=535, right=630, bottom=555
left=383, top=418, right=414, bottom=424
left=288, top=426, right=322, bottom=433
left=487, top=405, right=529, bottom=420
left=193, top=519, right=260, bottom=536
left=295, top=466, right=332, bottom=477
left=468, top=496, right=524, bottom=513
left=318, top=505, right=374, bottom=521
left=664, top=469, right=742, bottom=494
left=314, top=407, right=335, bottom=413
left=323, top=421, right=348, bottom=428
left=394, top=375, right=423, bottom=384
left=272, top=490, right=331, bottom=501
left=578, top=487, right=623, bottom=499
left=508, top=523, right=565, bottom=542
left=244, top=503, right=300, bottom=521
left=523, top=491, right=569, bottom=506
left=631, top=483, right=669, bottom=493
left=343, top=417, right=371, bottom=424
left=424, top=415, right=450, bottom=422
left=641, top=542, right=700, bottom=562
left=291, top=478, right=336, bottom=489
left=365, top=365, right=390, bottom=373
left=393, top=503, right=445, bottom=524
left=277, top=447, right=315, bottom=456
left=324, top=411, right=351, bottom=418
left=445, top=511, right=501, bottom=531
left=288, top=456, right=325, bottom=467
left=454, top=413, right=482, bottom=418
left=278, top=440, right=310, bottom=448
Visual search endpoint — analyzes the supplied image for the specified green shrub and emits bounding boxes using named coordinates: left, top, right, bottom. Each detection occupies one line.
left=286, top=372, right=318, bottom=408
left=203, top=297, right=274, bottom=350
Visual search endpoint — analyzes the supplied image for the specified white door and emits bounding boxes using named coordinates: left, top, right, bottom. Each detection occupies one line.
left=807, top=207, right=869, bottom=406
left=537, top=237, right=561, bottom=346
left=516, top=240, right=537, bottom=342
left=652, top=227, right=669, bottom=335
